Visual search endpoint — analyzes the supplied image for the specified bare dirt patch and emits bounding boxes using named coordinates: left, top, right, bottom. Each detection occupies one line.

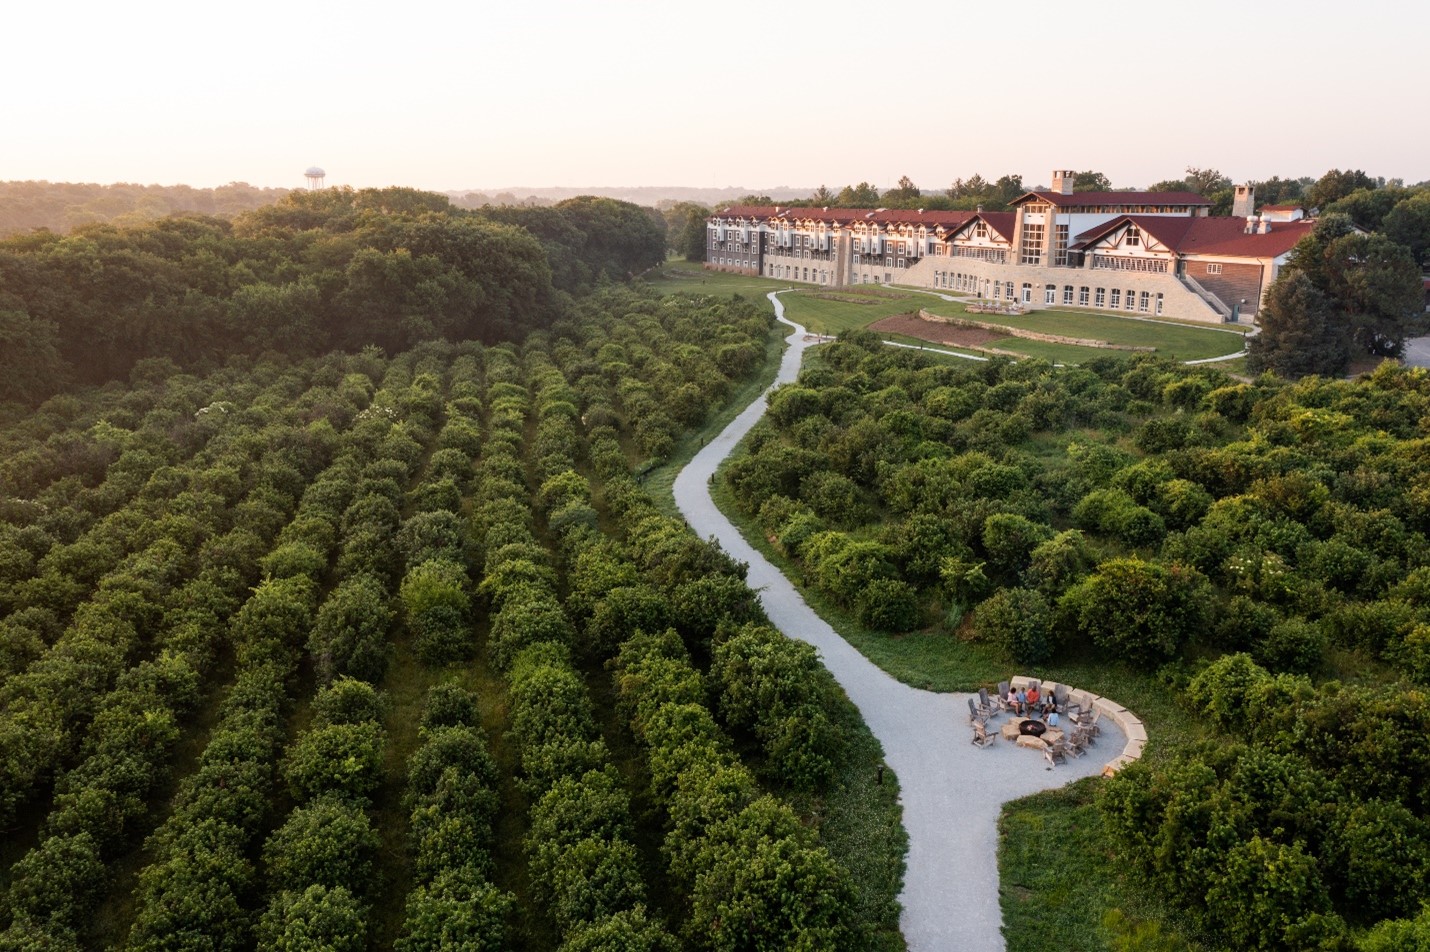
left=870, top=312, right=1005, bottom=348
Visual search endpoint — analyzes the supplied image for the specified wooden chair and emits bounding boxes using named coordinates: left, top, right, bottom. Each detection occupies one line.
left=971, top=720, right=997, bottom=748
left=977, top=688, right=997, bottom=720
left=967, top=698, right=987, bottom=725
left=996, top=680, right=1011, bottom=712
left=1043, top=743, right=1066, bottom=767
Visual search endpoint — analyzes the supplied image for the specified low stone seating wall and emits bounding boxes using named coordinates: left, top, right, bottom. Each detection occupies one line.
left=1008, top=675, right=1146, bottom=775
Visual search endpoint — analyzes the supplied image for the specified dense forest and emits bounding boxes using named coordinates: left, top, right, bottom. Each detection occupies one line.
left=722, top=332, right=1430, bottom=948
left=0, top=182, right=292, bottom=238
left=0, top=283, right=906, bottom=950
left=0, top=187, right=668, bottom=406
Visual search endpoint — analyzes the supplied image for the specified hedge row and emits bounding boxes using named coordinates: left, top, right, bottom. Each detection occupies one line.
left=612, top=629, right=856, bottom=951
left=395, top=685, right=511, bottom=951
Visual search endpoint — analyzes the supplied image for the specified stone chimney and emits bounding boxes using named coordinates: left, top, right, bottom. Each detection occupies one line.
left=1050, top=170, right=1076, bottom=195
left=1232, top=184, right=1255, bottom=218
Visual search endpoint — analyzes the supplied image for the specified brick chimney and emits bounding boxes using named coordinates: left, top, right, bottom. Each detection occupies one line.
left=1232, top=184, right=1255, bottom=218
left=1050, top=170, right=1075, bottom=195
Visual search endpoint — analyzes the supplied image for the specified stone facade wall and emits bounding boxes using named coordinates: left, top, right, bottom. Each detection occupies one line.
left=903, top=256, right=1229, bottom=324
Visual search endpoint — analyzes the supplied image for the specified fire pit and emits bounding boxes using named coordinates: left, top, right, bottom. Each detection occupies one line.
left=1018, top=719, right=1047, bottom=737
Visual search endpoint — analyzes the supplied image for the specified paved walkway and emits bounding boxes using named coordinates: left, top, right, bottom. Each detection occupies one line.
left=672, top=291, right=1122, bottom=952
left=1403, top=336, right=1430, bottom=369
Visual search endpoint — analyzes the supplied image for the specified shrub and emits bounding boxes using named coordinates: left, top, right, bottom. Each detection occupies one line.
left=262, top=796, right=379, bottom=894
left=1254, top=617, right=1327, bottom=675
left=309, top=574, right=394, bottom=684
left=401, top=559, right=473, bottom=664
left=974, top=587, right=1055, bottom=664
left=1058, top=558, right=1213, bottom=667
left=856, top=578, right=921, bottom=632
left=396, top=867, right=513, bottom=952
left=1185, top=653, right=1271, bottom=733
left=282, top=723, right=385, bottom=804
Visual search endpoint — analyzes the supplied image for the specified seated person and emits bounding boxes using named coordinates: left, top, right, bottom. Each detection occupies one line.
left=1041, top=692, right=1057, bottom=717
left=1005, top=685, right=1019, bottom=712
left=1025, top=685, right=1041, bottom=716
left=1015, top=688, right=1028, bottom=716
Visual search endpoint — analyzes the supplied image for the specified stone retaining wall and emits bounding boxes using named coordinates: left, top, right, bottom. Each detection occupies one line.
left=1008, top=675, right=1145, bottom=775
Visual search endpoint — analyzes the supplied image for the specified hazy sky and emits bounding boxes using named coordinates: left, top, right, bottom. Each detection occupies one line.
left=4, top=0, right=1426, bottom=193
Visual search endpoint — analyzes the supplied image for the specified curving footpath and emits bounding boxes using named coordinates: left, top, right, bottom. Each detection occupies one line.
left=672, top=291, right=1124, bottom=952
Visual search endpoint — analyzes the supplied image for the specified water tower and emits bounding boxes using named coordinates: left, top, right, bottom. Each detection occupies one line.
left=304, top=166, right=326, bottom=190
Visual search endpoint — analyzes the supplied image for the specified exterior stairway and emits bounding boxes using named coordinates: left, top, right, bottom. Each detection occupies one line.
left=1176, top=271, right=1233, bottom=321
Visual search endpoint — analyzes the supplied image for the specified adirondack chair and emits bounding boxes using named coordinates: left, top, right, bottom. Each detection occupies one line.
left=967, top=697, right=986, bottom=725
left=1043, top=743, right=1066, bottom=767
left=977, top=688, right=997, bottom=720
left=996, top=681, right=1011, bottom=712
left=971, top=720, right=997, bottom=748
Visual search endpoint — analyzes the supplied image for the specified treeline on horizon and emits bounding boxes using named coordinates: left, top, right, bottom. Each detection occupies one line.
left=0, top=187, right=667, bottom=407
left=0, top=181, right=293, bottom=238
left=704, top=167, right=1430, bottom=217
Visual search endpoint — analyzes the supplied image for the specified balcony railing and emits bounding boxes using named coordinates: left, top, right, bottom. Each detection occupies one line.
left=1091, top=255, right=1169, bottom=274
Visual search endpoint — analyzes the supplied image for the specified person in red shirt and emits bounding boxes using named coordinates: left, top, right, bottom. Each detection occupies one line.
left=1026, top=685, right=1041, bottom=718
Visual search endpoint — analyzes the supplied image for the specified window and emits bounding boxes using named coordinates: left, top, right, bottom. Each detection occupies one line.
left=1125, top=290, right=1136, bottom=311
left=1139, top=291, right=1150, bottom=313
left=1020, top=222, right=1045, bottom=265
left=1044, top=284, right=1056, bottom=305
left=993, top=282, right=1002, bottom=300
left=1125, top=226, right=1141, bottom=247
left=1022, top=283, right=1032, bottom=304
left=1206, top=263, right=1223, bottom=275
left=1005, top=281, right=1014, bottom=300
left=1079, top=286, right=1089, bottom=306
left=1155, top=293, right=1164, bottom=315
left=1095, top=288, right=1106, bottom=307
left=974, top=221, right=988, bottom=239
left=1110, top=289, right=1121, bottom=308
left=1054, top=224, right=1070, bottom=266
left=1063, top=285, right=1074, bottom=305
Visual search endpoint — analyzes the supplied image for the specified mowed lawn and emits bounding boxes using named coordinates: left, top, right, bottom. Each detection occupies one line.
left=643, top=262, right=1246, bottom=364
left=780, top=288, right=930, bottom=336
left=919, top=298, right=1248, bottom=362
left=642, top=261, right=788, bottom=297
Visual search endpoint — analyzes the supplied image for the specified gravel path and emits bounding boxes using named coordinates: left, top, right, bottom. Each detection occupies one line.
left=672, top=291, right=1122, bottom=952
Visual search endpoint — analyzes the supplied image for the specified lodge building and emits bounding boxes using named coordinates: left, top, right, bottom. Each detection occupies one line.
left=706, top=172, right=1316, bottom=323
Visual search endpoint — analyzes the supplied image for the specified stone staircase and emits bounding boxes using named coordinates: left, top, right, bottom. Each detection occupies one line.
left=1176, top=271, right=1233, bottom=321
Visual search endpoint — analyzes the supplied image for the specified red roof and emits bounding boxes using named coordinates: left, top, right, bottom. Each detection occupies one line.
left=1071, top=215, right=1313, bottom=259
left=1176, top=217, right=1314, bottom=258
left=1012, top=190, right=1211, bottom=209
left=947, top=212, right=1017, bottom=243
left=713, top=205, right=976, bottom=230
